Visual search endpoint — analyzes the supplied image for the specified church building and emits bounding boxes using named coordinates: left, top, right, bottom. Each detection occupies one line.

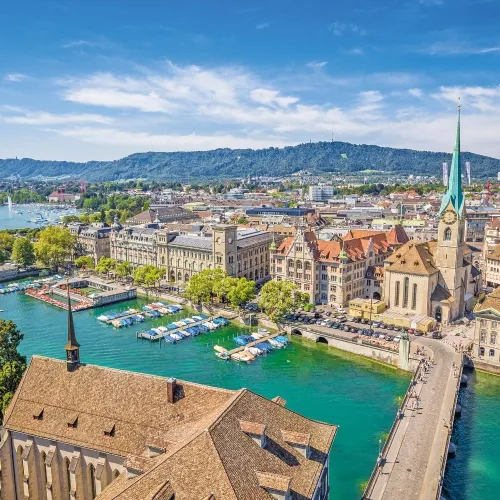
left=383, top=106, right=480, bottom=326
left=0, top=289, right=336, bottom=499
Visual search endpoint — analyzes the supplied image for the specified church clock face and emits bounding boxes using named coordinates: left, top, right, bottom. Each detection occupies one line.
left=441, top=210, right=457, bottom=225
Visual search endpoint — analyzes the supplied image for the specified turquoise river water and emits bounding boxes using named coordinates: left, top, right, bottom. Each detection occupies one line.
left=0, top=290, right=498, bottom=499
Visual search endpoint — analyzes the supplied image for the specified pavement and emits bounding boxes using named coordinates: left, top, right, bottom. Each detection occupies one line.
left=365, top=334, right=462, bottom=500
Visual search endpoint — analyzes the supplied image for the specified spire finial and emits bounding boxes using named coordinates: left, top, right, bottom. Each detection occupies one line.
left=64, top=278, right=80, bottom=371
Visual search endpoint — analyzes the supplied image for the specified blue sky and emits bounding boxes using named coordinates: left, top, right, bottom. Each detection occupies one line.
left=1, top=0, right=500, bottom=161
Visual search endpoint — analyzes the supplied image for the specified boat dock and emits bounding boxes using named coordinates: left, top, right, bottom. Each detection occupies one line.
left=136, top=315, right=217, bottom=342
left=25, top=289, right=93, bottom=311
left=215, top=332, right=284, bottom=360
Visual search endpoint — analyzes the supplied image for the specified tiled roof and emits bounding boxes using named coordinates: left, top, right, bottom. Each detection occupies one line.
left=384, top=241, right=438, bottom=276
left=6, top=357, right=336, bottom=500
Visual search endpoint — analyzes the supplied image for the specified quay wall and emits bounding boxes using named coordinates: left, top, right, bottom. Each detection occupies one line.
left=0, top=269, right=40, bottom=283
left=472, top=359, right=500, bottom=375
left=284, top=325, right=420, bottom=373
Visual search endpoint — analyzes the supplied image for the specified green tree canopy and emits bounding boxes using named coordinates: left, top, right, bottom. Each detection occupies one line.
left=0, top=320, right=27, bottom=418
left=95, top=257, right=117, bottom=276
left=34, top=226, right=76, bottom=269
left=115, top=261, right=132, bottom=279
left=258, top=281, right=309, bottom=322
left=11, top=237, right=36, bottom=267
left=227, top=277, right=256, bottom=310
left=0, top=231, right=15, bottom=253
left=74, top=255, right=95, bottom=269
left=133, top=265, right=164, bottom=288
left=184, top=268, right=227, bottom=304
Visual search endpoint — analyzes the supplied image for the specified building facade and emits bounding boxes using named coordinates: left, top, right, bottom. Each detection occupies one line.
left=157, top=225, right=273, bottom=284
left=0, top=295, right=336, bottom=500
left=270, top=227, right=408, bottom=307
left=473, top=288, right=500, bottom=370
left=110, top=226, right=158, bottom=269
left=68, top=223, right=112, bottom=265
left=309, top=185, right=334, bottom=202
left=382, top=108, right=480, bottom=325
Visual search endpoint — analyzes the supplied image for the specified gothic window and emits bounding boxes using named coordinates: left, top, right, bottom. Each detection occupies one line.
left=403, top=277, right=409, bottom=308
left=444, top=227, right=452, bottom=241
left=16, top=446, right=23, bottom=495
left=65, top=458, right=71, bottom=496
left=41, top=452, right=47, bottom=486
left=395, top=281, right=401, bottom=306
left=411, top=284, right=417, bottom=310
left=89, top=464, right=97, bottom=499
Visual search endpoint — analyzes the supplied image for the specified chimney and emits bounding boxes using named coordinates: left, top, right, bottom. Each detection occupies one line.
left=239, top=420, right=267, bottom=448
left=167, top=378, right=176, bottom=404
left=281, top=430, right=312, bottom=458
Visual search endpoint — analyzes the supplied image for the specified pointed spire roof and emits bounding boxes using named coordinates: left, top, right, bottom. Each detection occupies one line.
left=439, top=104, right=465, bottom=218
left=64, top=283, right=80, bottom=352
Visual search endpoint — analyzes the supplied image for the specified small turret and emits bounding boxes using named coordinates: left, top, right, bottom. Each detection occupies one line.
left=64, top=282, right=80, bottom=372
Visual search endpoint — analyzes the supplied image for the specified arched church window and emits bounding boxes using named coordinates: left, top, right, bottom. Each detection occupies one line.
left=65, top=458, right=71, bottom=496
left=444, top=227, right=452, bottom=241
left=89, top=463, right=97, bottom=499
left=403, top=277, right=409, bottom=308
left=16, top=446, right=24, bottom=495
left=395, top=281, right=400, bottom=306
left=41, top=452, right=47, bottom=486
left=411, top=284, right=417, bottom=310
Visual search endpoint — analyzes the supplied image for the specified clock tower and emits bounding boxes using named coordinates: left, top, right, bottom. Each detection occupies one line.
left=435, top=104, right=467, bottom=319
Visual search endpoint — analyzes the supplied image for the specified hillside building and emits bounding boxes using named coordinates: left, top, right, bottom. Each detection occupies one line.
left=69, top=223, right=113, bottom=265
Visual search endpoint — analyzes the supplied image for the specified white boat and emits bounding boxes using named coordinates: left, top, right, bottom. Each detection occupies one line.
left=179, top=330, right=191, bottom=337
left=269, top=339, right=285, bottom=348
left=246, top=346, right=262, bottom=356
left=170, top=333, right=183, bottom=341
left=97, top=315, right=109, bottom=322
left=184, top=318, right=196, bottom=324
left=156, top=326, right=169, bottom=333
left=173, top=321, right=186, bottom=327
left=257, top=328, right=270, bottom=334
left=202, top=322, right=215, bottom=330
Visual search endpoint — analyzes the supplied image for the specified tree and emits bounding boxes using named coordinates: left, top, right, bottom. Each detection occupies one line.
left=0, top=231, right=15, bottom=254
left=11, top=237, right=36, bottom=268
left=74, top=255, right=95, bottom=269
left=95, top=257, right=117, bottom=276
left=115, top=261, right=132, bottom=279
left=227, top=277, right=256, bottom=310
left=258, top=281, right=309, bottom=322
left=34, top=226, right=75, bottom=269
left=0, top=320, right=26, bottom=418
left=236, top=216, right=249, bottom=224
left=133, top=265, right=164, bottom=289
left=184, top=268, right=226, bottom=305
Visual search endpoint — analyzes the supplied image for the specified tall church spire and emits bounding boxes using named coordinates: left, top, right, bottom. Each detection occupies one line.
left=64, top=281, right=80, bottom=372
left=439, top=103, right=465, bottom=218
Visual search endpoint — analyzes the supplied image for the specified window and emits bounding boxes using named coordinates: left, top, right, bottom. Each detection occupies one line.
left=304, top=284, right=310, bottom=291
left=491, top=333, right=497, bottom=345
left=367, top=280, right=371, bottom=286
left=480, top=330, right=487, bottom=342
left=395, top=281, right=400, bottom=306
left=89, top=464, right=97, bottom=499
left=490, top=349, right=495, bottom=357
left=321, top=293, right=327, bottom=300
left=322, top=274, right=328, bottom=280
left=411, top=284, right=417, bottom=310
left=65, top=458, right=72, bottom=495
left=444, top=227, right=452, bottom=241
left=403, top=277, right=409, bottom=308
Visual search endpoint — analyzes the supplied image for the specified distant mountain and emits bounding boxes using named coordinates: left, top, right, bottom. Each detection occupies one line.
left=1, top=141, right=499, bottom=181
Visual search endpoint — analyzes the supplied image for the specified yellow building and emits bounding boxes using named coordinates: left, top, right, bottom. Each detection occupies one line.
left=348, top=298, right=386, bottom=320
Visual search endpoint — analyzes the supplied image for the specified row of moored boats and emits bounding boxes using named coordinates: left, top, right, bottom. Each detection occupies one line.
left=139, top=316, right=229, bottom=342
left=97, top=302, right=184, bottom=327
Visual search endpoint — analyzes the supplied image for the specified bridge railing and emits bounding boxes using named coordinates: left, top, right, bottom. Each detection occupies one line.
left=435, top=353, right=464, bottom=499
left=362, top=360, right=423, bottom=499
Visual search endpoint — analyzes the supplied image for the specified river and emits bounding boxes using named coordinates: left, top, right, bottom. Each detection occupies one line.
left=0, top=290, right=409, bottom=499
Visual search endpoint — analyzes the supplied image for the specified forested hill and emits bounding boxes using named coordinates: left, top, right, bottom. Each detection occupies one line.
left=1, top=141, right=499, bottom=181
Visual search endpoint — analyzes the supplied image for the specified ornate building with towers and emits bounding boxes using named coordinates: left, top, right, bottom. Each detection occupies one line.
left=383, top=106, right=480, bottom=325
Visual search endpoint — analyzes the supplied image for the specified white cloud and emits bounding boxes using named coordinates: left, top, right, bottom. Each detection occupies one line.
left=4, top=73, right=28, bottom=82
left=1, top=108, right=113, bottom=125
left=249, top=88, right=299, bottom=107
left=328, top=23, right=366, bottom=37
left=52, top=127, right=287, bottom=150
left=256, top=22, right=270, bottom=30
left=418, top=40, right=500, bottom=55
left=306, top=61, right=328, bottom=70
left=408, top=88, right=424, bottom=98
left=62, top=40, right=93, bottom=49
left=4, top=62, right=500, bottom=160
left=346, top=48, right=364, bottom=56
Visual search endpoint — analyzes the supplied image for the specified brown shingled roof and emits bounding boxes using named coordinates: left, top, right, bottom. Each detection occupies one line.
left=385, top=241, right=438, bottom=276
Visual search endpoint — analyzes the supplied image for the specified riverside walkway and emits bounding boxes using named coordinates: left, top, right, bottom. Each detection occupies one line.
left=363, top=337, right=463, bottom=500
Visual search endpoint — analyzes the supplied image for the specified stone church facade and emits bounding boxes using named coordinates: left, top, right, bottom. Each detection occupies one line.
left=383, top=107, right=480, bottom=325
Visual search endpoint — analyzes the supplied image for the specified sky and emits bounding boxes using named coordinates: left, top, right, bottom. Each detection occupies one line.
left=1, top=0, right=500, bottom=162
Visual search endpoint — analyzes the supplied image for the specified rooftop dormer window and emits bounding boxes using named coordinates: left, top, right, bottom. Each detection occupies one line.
left=104, top=424, right=116, bottom=437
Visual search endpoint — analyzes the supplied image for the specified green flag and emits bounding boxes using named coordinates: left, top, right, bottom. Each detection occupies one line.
left=341, top=153, right=348, bottom=159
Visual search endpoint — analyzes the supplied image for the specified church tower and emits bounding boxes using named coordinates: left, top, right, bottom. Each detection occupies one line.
left=435, top=104, right=467, bottom=319
left=64, top=283, right=81, bottom=372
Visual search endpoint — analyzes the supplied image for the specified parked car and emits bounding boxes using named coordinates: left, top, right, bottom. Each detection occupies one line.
left=413, top=330, right=424, bottom=337
left=394, top=336, right=401, bottom=343
left=432, top=332, right=443, bottom=339
left=372, top=322, right=380, bottom=328
left=349, top=327, right=357, bottom=333
left=325, top=311, right=331, bottom=317
left=343, top=325, right=350, bottom=332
